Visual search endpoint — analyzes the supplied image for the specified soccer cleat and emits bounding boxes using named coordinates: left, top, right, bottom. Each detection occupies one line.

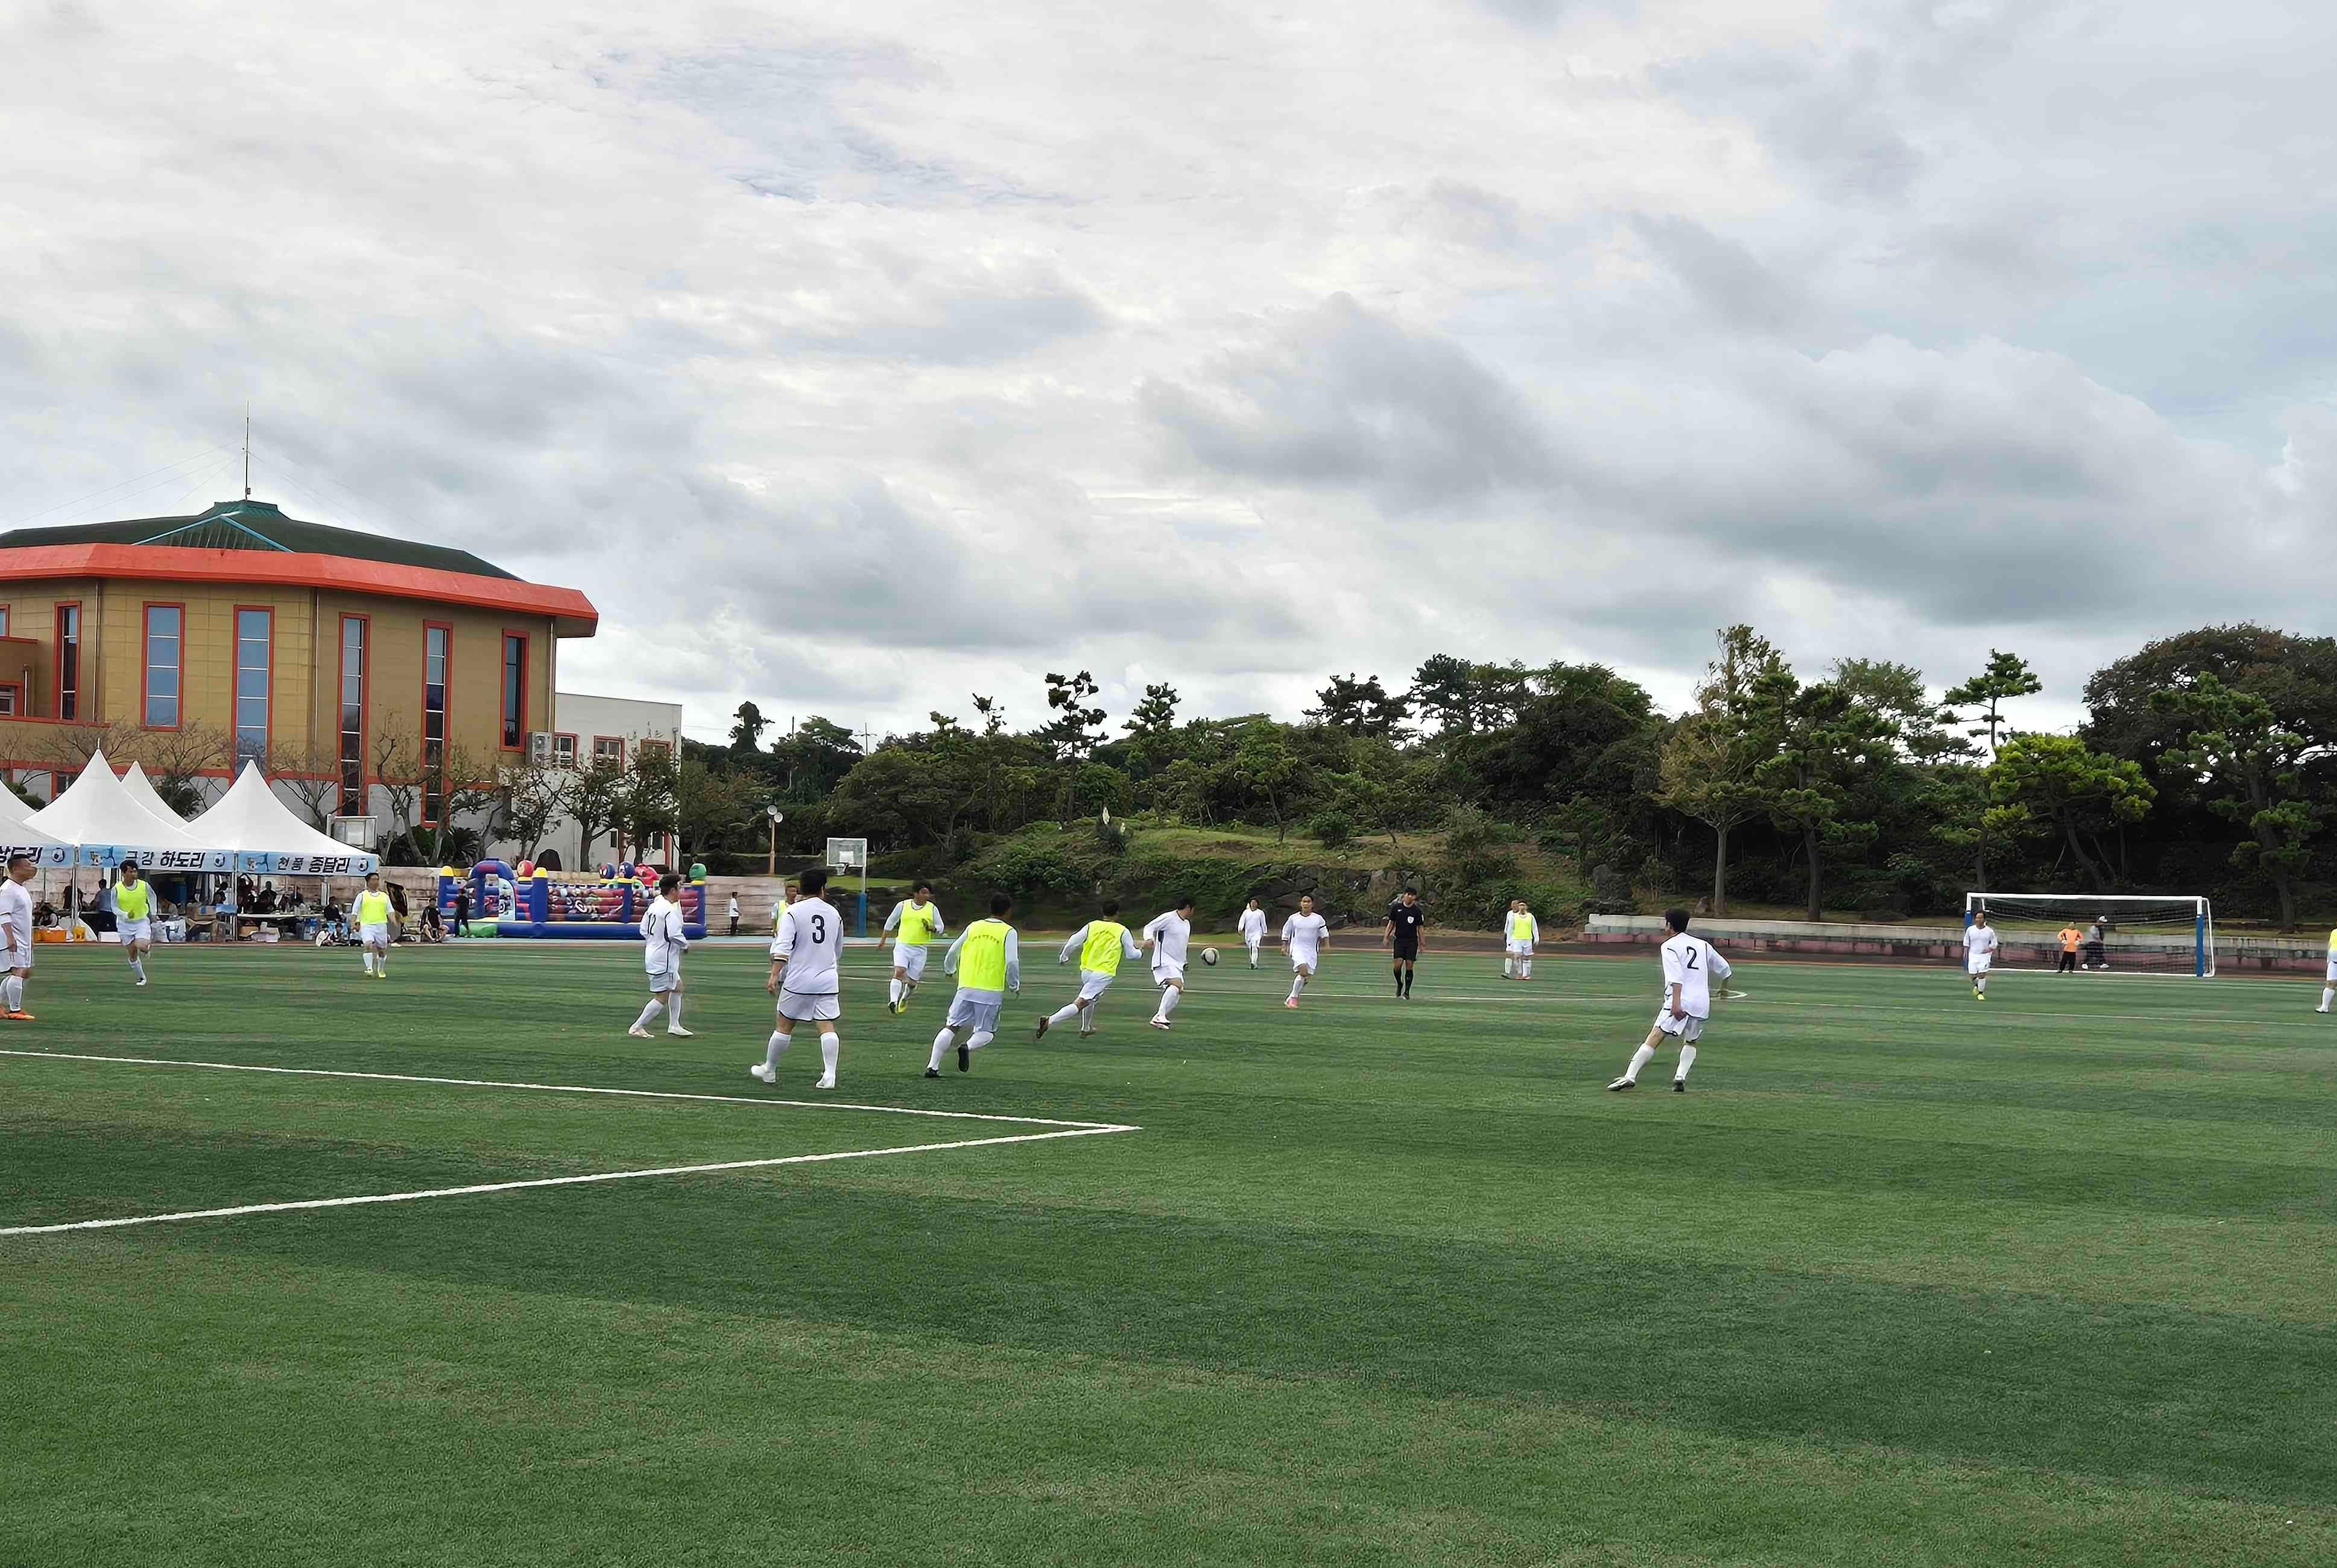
left=1148, top=1018, right=1172, bottom=1030
left=956, top=1041, right=970, bottom=1072
left=628, top=1025, right=653, bottom=1039
left=748, top=1063, right=776, bottom=1084
left=135, top=978, right=148, bottom=988
left=4, top=1011, right=33, bottom=1022
left=1035, top=1016, right=1051, bottom=1042
left=1672, top=1079, right=1687, bottom=1093
left=814, top=1075, right=836, bottom=1090
left=2320, top=1006, right=2331, bottom=1014
left=1605, top=1077, right=1634, bottom=1092
left=666, top=1027, right=695, bottom=1038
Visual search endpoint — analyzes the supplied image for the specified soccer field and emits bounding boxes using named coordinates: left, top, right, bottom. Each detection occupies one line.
left=4, top=941, right=2333, bottom=1566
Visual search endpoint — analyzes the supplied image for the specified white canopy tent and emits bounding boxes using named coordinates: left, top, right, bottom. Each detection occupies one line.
left=119, top=760, right=192, bottom=830
left=186, top=762, right=380, bottom=876
left=24, top=751, right=229, bottom=873
left=0, top=783, right=77, bottom=868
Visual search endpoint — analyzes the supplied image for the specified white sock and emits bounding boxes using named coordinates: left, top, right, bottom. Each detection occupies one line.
left=1624, top=1043, right=1655, bottom=1084
left=1521, top=959, right=1532, bottom=979
left=966, top=1029, right=994, bottom=1053
left=362, top=951, right=376, bottom=974
left=3, top=976, right=21, bottom=1011
left=1975, top=976, right=1987, bottom=994
left=130, top=957, right=145, bottom=981
left=1155, top=987, right=1181, bottom=1021
left=1503, top=957, right=1514, bottom=978
left=666, top=995, right=685, bottom=1031
left=2323, top=987, right=2333, bottom=1010
left=929, top=1029, right=953, bottom=1071
left=765, top=1030, right=790, bottom=1070
left=1675, top=1044, right=1697, bottom=1082
left=1288, top=975, right=1306, bottom=1001
left=634, top=999, right=663, bottom=1031
left=888, top=979, right=903, bottom=1007
left=820, top=1032, right=840, bottom=1078
left=1048, top=1004, right=1080, bottom=1027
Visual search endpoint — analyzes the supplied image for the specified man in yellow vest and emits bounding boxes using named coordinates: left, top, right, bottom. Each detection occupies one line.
left=2320, top=926, right=2336, bottom=1014
left=879, top=882, right=947, bottom=1015
left=116, top=861, right=157, bottom=987
left=353, top=871, right=398, bottom=979
left=927, top=893, right=1020, bottom=1076
left=1504, top=899, right=1540, bottom=981
left=1037, top=899, right=1143, bottom=1040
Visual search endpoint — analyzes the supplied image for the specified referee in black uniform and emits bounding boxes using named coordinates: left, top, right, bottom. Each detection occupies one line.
left=1385, top=887, right=1427, bottom=999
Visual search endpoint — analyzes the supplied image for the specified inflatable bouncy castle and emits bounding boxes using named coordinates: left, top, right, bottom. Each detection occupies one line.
left=444, top=861, right=709, bottom=940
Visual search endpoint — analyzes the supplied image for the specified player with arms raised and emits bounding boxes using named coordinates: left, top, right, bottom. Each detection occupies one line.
left=1964, top=907, right=1999, bottom=1001
left=1283, top=894, right=1330, bottom=1008
left=754, top=867, right=846, bottom=1090
left=1039, top=899, right=1142, bottom=1040
left=879, top=883, right=946, bottom=1014
left=1142, top=899, right=1195, bottom=1030
left=1607, top=908, right=1731, bottom=1093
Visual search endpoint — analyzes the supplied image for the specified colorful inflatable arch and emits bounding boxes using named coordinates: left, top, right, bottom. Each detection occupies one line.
left=444, top=861, right=709, bottom=940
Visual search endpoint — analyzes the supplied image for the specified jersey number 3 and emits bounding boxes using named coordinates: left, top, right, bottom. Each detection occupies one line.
left=809, top=914, right=827, bottom=944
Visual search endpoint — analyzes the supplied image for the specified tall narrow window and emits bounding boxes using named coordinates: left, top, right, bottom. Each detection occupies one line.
left=0, top=606, right=10, bottom=636
left=501, top=633, right=527, bottom=749
left=235, top=609, right=271, bottom=768
left=55, top=604, right=79, bottom=720
left=423, top=623, right=450, bottom=824
left=142, top=605, right=182, bottom=728
left=338, top=616, right=368, bottom=818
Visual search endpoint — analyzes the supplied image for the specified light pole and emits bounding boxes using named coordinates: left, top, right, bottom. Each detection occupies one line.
left=765, top=806, right=783, bottom=876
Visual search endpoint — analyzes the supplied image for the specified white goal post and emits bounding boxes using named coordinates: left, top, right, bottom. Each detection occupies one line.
left=1964, top=893, right=2215, bottom=978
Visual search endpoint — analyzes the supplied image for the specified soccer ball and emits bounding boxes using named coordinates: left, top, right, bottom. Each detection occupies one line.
left=1200, top=947, right=1219, bottom=967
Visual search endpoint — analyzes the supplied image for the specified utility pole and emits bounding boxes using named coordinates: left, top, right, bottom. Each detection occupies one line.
left=242, top=411, right=251, bottom=500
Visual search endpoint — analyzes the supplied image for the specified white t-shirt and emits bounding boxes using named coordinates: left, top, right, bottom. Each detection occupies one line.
left=642, top=896, right=688, bottom=971
left=1660, top=932, right=1730, bottom=1019
left=1143, top=911, right=1191, bottom=969
left=727, top=896, right=739, bottom=918
left=1963, top=923, right=1999, bottom=970
left=1282, top=912, right=1329, bottom=961
left=0, top=880, right=32, bottom=950
left=771, top=896, right=844, bottom=995
left=1238, top=908, right=1267, bottom=942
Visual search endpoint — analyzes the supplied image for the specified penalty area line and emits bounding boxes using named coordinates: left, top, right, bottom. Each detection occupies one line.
left=0, top=1127, right=1135, bottom=1238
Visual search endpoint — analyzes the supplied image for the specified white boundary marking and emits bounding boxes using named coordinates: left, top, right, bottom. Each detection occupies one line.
left=0, top=1049, right=1139, bottom=1238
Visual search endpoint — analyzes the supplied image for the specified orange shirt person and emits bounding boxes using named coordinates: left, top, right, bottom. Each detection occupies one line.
left=2055, top=925, right=2082, bottom=975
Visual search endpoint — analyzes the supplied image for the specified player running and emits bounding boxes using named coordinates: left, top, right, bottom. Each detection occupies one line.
left=1964, top=908, right=1999, bottom=1001
left=2, top=850, right=37, bottom=1020
left=755, top=867, right=846, bottom=1090
left=1237, top=899, right=1268, bottom=967
left=1283, top=894, right=1330, bottom=1008
left=1607, top=908, right=1731, bottom=1092
left=1039, top=899, right=1142, bottom=1040
left=630, top=872, right=692, bottom=1038
left=879, top=882, right=947, bottom=1014
left=353, top=871, right=398, bottom=979
left=1142, top=899, right=1195, bottom=1029
left=929, top=894, right=1021, bottom=1075
left=1504, top=899, right=1540, bottom=980
left=1384, top=887, right=1425, bottom=999
left=116, top=861, right=157, bottom=987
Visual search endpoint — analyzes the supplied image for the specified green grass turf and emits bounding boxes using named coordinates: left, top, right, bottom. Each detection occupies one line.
left=4, top=940, right=2334, bottom=1566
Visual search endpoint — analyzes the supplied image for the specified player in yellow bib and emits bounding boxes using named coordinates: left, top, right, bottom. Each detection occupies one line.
left=1037, top=899, right=1144, bottom=1040
left=2320, top=928, right=2336, bottom=1014
left=879, top=883, right=947, bottom=1014
left=927, top=894, right=1020, bottom=1076
left=353, top=872, right=398, bottom=979
left=116, top=862, right=157, bottom=987
left=1503, top=900, right=1540, bottom=981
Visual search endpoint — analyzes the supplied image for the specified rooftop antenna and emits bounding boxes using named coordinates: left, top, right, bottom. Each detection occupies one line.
left=242, top=410, right=251, bottom=500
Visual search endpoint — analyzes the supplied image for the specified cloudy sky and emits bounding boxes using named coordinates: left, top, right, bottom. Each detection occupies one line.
left=4, top=0, right=2333, bottom=743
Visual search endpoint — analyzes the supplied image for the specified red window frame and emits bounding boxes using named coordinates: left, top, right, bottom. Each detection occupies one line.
left=232, top=604, right=274, bottom=767
left=591, top=735, right=625, bottom=769
left=141, top=600, right=186, bottom=730
left=337, top=613, right=371, bottom=818
left=54, top=601, right=81, bottom=721
left=422, top=619, right=454, bottom=824
left=0, top=681, right=19, bottom=716
left=499, top=630, right=528, bottom=751
left=552, top=731, right=579, bottom=769
left=0, top=603, right=10, bottom=637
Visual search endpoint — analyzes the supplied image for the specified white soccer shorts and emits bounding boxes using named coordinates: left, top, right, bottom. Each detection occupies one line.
left=120, top=918, right=152, bottom=945
left=1152, top=961, right=1185, bottom=988
left=893, top=943, right=931, bottom=980
left=647, top=960, right=681, bottom=993
left=943, top=990, right=1004, bottom=1033
left=1507, top=940, right=1534, bottom=957
left=1967, top=954, right=1994, bottom=976
left=1289, top=949, right=1321, bottom=973
left=777, top=988, right=841, bottom=1022
left=360, top=922, right=390, bottom=947
left=1654, top=1009, right=1706, bottom=1042
left=1077, top=969, right=1116, bottom=1002
left=2324, top=955, right=2336, bottom=984
left=5, top=941, right=31, bottom=973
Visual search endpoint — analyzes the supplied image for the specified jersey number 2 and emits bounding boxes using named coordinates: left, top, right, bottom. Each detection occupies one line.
left=1682, top=949, right=1698, bottom=969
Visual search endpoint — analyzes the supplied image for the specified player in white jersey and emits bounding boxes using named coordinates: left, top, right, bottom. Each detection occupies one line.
left=1962, top=909, right=1999, bottom=1001
left=630, top=873, right=694, bottom=1038
left=1503, top=899, right=1540, bottom=980
left=1608, top=908, right=1732, bottom=1093
left=2320, top=927, right=2337, bottom=1013
left=1141, top=898, right=1195, bottom=1029
left=754, top=867, right=847, bottom=1090
left=1237, top=899, right=1268, bottom=967
left=1282, top=895, right=1330, bottom=1008
left=1, top=851, right=37, bottom=1020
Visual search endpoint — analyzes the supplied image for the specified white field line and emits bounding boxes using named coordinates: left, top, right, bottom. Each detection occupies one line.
left=0, top=1128, right=1128, bottom=1238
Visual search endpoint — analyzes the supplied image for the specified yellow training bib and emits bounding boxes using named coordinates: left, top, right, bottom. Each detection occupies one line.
left=1080, top=921, right=1129, bottom=976
left=958, top=918, right=1011, bottom=990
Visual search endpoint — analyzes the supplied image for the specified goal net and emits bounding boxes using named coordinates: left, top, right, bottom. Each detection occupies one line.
left=1962, top=894, right=2215, bottom=978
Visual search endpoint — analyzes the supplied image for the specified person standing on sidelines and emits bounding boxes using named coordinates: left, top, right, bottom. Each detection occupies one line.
left=1504, top=899, right=1541, bottom=980
left=755, top=867, right=846, bottom=1090
left=353, top=872, right=398, bottom=979
left=727, top=893, right=740, bottom=937
left=1283, top=894, right=1330, bottom=1008
left=1237, top=898, right=1268, bottom=968
left=116, top=861, right=157, bottom=987
left=2, top=851, right=37, bottom=1020
left=1038, top=899, right=1142, bottom=1040
left=1141, top=898, right=1195, bottom=1030
left=1964, top=908, right=1999, bottom=1001
left=928, top=894, right=1020, bottom=1075
left=878, top=882, right=947, bottom=1014
left=2055, top=921, right=2082, bottom=975
left=630, top=873, right=692, bottom=1038
left=2319, top=925, right=2336, bottom=1014
left=1384, top=887, right=1426, bottom=999
left=1607, top=908, right=1731, bottom=1093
